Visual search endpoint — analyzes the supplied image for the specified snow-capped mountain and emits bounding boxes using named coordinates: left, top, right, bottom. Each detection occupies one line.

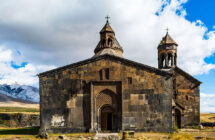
left=0, top=84, right=39, bottom=103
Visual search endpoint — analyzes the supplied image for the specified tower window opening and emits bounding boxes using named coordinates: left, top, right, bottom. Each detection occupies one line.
left=174, top=53, right=177, bottom=65
left=102, top=39, right=106, bottom=46
left=108, top=38, right=112, bottom=46
left=168, top=53, right=172, bottom=67
left=161, top=54, right=165, bottom=68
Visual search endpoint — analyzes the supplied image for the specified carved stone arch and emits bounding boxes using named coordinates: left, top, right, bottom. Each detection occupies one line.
left=96, top=89, right=117, bottom=109
left=95, top=89, right=118, bottom=131
left=99, top=104, right=115, bottom=113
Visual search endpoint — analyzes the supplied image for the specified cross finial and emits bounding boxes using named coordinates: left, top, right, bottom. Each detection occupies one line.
left=105, top=15, right=110, bottom=22
left=166, top=27, right=169, bottom=33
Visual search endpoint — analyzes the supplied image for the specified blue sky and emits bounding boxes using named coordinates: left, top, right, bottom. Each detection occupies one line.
left=184, top=0, right=215, bottom=31
left=183, top=0, right=215, bottom=96
left=0, top=0, right=214, bottom=112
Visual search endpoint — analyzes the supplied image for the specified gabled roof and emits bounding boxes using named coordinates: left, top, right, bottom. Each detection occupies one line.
left=174, top=67, right=202, bottom=85
left=38, top=54, right=172, bottom=77
left=159, top=32, right=178, bottom=46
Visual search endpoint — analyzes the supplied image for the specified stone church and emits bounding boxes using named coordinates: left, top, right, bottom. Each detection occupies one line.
left=38, top=19, right=201, bottom=133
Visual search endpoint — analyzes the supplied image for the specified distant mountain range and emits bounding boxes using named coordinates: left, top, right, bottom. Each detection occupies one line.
left=0, top=84, right=39, bottom=103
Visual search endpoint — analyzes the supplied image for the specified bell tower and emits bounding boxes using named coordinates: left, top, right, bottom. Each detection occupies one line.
left=158, top=31, right=178, bottom=69
left=93, top=16, right=123, bottom=58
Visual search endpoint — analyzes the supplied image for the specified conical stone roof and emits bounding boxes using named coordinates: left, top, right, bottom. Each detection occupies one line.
left=93, top=20, right=123, bottom=57
left=159, top=32, right=178, bottom=46
left=100, top=20, right=115, bottom=34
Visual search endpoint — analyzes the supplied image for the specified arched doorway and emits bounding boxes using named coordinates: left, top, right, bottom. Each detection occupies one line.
left=175, top=109, right=181, bottom=128
left=100, top=105, right=114, bottom=131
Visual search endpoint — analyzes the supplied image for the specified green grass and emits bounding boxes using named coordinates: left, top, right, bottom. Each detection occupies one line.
left=0, top=107, right=39, bottom=113
left=0, top=127, right=39, bottom=135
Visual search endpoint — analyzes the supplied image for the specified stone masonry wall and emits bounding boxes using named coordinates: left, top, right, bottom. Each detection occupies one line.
left=39, top=57, right=173, bottom=133
left=175, top=72, right=200, bottom=127
left=0, top=113, right=39, bottom=127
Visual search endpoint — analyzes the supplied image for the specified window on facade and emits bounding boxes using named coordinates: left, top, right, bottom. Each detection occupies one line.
left=99, top=70, right=103, bottom=80
left=173, top=79, right=176, bottom=90
left=128, top=77, right=132, bottom=84
left=105, top=68, right=109, bottom=80
left=186, top=95, right=189, bottom=101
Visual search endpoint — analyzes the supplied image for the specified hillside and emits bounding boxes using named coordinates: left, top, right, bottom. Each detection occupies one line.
left=0, top=84, right=39, bottom=103
left=0, top=94, right=39, bottom=109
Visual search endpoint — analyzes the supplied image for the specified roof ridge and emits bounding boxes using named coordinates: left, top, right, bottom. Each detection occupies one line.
left=38, top=54, right=172, bottom=77
left=174, top=66, right=201, bottom=84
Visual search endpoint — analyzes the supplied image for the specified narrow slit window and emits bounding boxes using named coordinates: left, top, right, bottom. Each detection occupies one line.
left=105, top=68, right=109, bottom=80
left=99, top=70, right=103, bottom=80
left=186, top=95, right=188, bottom=101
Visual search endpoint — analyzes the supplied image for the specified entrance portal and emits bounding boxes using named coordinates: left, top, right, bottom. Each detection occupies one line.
left=175, top=109, right=181, bottom=128
left=100, top=106, right=114, bottom=131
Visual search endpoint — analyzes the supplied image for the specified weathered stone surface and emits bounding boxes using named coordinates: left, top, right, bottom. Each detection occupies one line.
left=38, top=128, right=48, bottom=139
left=0, top=113, right=39, bottom=127
left=38, top=56, right=173, bottom=133
left=173, top=68, right=200, bottom=128
left=94, top=133, right=120, bottom=140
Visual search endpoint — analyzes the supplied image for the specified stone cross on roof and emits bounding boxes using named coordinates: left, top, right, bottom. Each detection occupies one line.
left=105, top=16, right=110, bottom=22
left=166, top=27, right=169, bottom=33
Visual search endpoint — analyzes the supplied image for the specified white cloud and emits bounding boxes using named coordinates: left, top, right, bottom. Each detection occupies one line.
left=200, top=93, right=215, bottom=113
left=0, top=0, right=214, bottom=112
left=0, top=0, right=215, bottom=81
left=0, top=46, right=12, bottom=62
left=0, top=46, right=55, bottom=85
left=0, top=0, right=214, bottom=75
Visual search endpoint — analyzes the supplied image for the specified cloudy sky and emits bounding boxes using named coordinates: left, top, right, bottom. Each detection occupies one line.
left=0, top=0, right=214, bottom=112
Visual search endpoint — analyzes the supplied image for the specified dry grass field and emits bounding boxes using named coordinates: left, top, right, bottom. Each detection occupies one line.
left=0, top=101, right=39, bottom=109
left=200, top=113, right=215, bottom=123
left=0, top=101, right=39, bottom=114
